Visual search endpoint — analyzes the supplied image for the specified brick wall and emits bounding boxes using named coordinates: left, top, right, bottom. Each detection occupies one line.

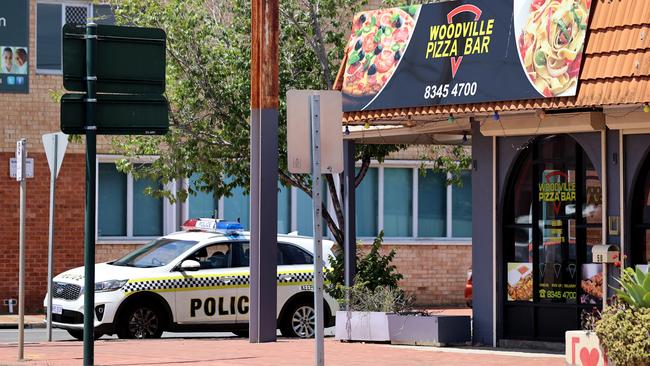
left=96, top=244, right=141, bottom=263
left=357, top=243, right=472, bottom=306
left=0, top=152, right=86, bottom=313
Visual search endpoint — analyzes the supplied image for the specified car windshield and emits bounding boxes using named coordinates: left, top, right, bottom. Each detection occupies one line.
left=111, top=239, right=198, bottom=268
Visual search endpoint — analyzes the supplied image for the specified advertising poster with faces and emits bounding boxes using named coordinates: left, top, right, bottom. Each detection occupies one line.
left=0, top=0, right=29, bottom=93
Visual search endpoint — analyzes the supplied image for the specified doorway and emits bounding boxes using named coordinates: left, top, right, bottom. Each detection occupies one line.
left=501, top=135, right=603, bottom=342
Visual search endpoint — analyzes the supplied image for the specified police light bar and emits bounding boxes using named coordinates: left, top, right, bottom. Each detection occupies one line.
left=182, top=218, right=243, bottom=234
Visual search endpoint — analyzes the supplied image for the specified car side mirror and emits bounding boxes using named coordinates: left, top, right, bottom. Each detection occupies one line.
left=179, top=259, right=200, bottom=271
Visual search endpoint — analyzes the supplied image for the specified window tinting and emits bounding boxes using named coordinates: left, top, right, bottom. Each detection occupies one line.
left=278, top=184, right=291, bottom=234
left=36, top=4, right=62, bottom=70
left=384, top=168, right=413, bottom=237
left=223, top=185, right=249, bottom=230
left=133, top=177, right=163, bottom=236
left=188, top=173, right=218, bottom=219
left=356, top=167, right=378, bottom=237
left=452, top=171, right=472, bottom=237
left=418, top=170, right=446, bottom=237
left=279, top=243, right=313, bottom=265
left=98, top=163, right=126, bottom=236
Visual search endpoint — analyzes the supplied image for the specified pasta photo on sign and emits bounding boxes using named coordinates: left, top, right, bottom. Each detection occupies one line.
left=514, top=0, right=592, bottom=97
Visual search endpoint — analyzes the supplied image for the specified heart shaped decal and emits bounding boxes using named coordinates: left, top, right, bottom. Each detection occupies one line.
left=579, top=347, right=600, bottom=366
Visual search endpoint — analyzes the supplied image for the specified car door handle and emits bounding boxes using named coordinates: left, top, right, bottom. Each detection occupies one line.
left=220, top=277, right=233, bottom=284
left=279, top=274, right=293, bottom=281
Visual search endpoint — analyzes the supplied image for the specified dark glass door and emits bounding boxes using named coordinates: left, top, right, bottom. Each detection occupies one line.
left=502, top=135, right=602, bottom=342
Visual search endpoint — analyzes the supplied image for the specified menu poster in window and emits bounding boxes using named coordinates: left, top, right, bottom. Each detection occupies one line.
left=0, top=0, right=29, bottom=93
left=580, top=263, right=603, bottom=305
left=507, top=262, right=533, bottom=301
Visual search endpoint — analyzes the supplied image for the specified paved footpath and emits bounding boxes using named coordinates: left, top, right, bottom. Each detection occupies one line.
left=0, top=338, right=564, bottom=366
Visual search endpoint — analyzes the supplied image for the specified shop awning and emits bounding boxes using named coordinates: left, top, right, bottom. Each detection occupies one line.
left=335, top=0, right=650, bottom=125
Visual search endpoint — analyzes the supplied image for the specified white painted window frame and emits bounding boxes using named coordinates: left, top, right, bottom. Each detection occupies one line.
left=96, top=155, right=174, bottom=244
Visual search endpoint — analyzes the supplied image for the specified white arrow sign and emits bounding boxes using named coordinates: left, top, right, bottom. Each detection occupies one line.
left=42, top=133, right=68, bottom=178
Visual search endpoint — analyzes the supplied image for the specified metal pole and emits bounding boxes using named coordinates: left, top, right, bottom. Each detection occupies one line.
left=602, top=263, right=607, bottom=312
left=46, top=135, right=58, bottom=341
left=84, top=22, right=98, bottom=366
left=310, top=95, right=324, bottom=366
left=249, top=0, right=279, bottom=343
left=17, top=138, right=26, bottom=361
left=343, top=140, right=356, bottom=308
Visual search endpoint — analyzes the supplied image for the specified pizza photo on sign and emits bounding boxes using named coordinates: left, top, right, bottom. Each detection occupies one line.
left=514, top=0, right=592, bottom=97
left=342, top=6, right=420, bottom=105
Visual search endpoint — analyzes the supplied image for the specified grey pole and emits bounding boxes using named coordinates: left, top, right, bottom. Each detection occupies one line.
left=17, top=138, right=26, bottom=361
left=343, top=139, right=357, bottom=305
left=310, top=95, right=324, bottom=366
left=46, top=135, right=58, bottom=341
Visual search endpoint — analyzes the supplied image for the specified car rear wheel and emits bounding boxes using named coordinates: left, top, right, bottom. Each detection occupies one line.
left=280, top=301, right=315, bottom=338
left=67, top=329, right=103, bottom=341
left=117, top=305, right=164, bottom=339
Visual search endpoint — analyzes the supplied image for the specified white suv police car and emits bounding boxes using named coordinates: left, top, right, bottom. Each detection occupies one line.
left=44, top=219, right=338, bottom=340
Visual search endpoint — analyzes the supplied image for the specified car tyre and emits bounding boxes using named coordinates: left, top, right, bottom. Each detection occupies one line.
left=117, top=304, right=164, bottom=339
left=280, top=300, right=315, bottom=338
left=67, top=329, right=103, bottom=341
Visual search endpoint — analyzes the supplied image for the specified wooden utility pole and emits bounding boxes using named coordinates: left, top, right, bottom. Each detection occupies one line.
left=249, top=0, right=279, bottom=343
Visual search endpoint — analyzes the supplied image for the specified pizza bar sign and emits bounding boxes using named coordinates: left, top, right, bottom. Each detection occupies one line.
left=341, top=0, right=593, bottom=112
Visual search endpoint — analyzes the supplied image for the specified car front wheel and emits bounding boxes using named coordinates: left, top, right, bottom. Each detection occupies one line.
left=281, top=301, right=315, bottom=338
left=117, top=305, right=164, bottom=339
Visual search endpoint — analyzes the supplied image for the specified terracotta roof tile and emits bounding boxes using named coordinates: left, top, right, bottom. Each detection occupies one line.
left=340, top=0, right=650, bottom=124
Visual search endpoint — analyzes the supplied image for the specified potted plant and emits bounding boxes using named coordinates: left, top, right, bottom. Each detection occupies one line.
left=566, top=267, right=650, bottom=366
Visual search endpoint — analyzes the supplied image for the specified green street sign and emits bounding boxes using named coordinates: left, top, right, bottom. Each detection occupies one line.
left=62, top=24, right=166, bottom=94
left=61, top=93, right=169, bottom=135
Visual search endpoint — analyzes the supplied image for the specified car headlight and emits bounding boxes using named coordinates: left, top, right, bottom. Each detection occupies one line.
left=94, top=280, right=128, bottom=293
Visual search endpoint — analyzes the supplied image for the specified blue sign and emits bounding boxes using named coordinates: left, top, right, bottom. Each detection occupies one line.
left=0, top=0, right=29, bottom=93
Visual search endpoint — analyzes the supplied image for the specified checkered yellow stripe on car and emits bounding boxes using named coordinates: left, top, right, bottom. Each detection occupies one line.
left=122, top=271, right=318, bottom=294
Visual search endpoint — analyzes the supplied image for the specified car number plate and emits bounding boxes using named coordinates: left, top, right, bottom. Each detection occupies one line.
left=51, top=304, right=63, bottom=315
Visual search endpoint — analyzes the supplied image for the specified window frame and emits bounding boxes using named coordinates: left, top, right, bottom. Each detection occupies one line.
left=35, top=1, right=110, bottom=75
left=96, top=155, right=175, bottom=244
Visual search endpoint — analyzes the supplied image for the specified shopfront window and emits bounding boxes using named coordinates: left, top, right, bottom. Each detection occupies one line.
left=503, top=135, right=602, bottom=341
left=632, top=156, right=650, bottom=266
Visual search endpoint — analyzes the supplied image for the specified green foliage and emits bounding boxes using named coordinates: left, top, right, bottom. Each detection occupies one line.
left=595, top=302, right=650, bottom=366
left=325, top=231, right=404, bottom=300
left=420, top=145, right=472, bottom=186
left=614, top=267, right=650, bottom=308
left=338, top=282, right=413, bottom=313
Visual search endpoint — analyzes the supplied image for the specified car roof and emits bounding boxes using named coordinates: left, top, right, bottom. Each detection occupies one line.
left=162, top=230, right=334, bottom=255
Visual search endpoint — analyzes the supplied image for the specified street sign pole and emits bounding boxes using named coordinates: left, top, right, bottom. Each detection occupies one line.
left=17, top=139, right=26, bottom=361
left=46, top=135, right=57, bottom=342
left=310, top=95, right=324, bottom=366
left=83, top=22, right=97, bottom=366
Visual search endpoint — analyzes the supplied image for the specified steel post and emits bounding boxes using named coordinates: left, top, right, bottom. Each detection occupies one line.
left=17, top=139, right=26, bottom=361
left=343, top=139, right=357, bottom=304
left=310, top=96, right=324, bottom=366
left=46, top=135, right=58, bottom=341
left=83, top=22, right=98, bottom=366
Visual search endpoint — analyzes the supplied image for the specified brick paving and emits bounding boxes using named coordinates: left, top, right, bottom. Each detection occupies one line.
left=0, top=337, right=564, bottom=366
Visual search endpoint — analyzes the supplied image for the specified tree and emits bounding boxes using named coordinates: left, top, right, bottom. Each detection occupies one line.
left=108, top=0, right=406, bottom=247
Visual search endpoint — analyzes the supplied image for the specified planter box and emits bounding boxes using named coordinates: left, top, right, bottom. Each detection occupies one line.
left=387, top=314, right=471, bottom=346
left=335, top=311, right=390, bottom=342
left=335, top=311, right=472, bottom=346
left=565, top=330, right=613, bottom=366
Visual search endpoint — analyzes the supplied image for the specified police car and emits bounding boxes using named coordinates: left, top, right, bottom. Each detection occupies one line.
left=44, top=219, right=338, bottom=340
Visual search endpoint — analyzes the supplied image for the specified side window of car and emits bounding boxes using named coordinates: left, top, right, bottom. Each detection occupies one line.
left=187, top=243, right=232, bottom=269
left=279, top=243, right=313, bottom=265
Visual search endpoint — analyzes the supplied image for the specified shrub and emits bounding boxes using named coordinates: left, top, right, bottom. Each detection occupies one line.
left=325, top=230, right=404, bottom=300
left=338, top=282, right=413, bottom=313
left=595, top=302, right=650, bottom=366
